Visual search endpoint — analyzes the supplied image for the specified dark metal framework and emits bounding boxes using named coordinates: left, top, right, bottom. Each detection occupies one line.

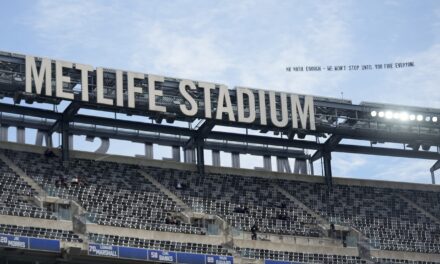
left=1, top=51, right=440, bottom=185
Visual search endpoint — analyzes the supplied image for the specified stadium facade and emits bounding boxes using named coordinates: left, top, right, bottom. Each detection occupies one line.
left=0, top=51, right=440, bottom=263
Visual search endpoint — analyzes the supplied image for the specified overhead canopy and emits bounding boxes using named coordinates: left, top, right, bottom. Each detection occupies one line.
left=1, top=50, right=440, bottom=185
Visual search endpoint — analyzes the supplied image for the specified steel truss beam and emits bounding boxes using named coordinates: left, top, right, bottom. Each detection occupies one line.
left=0, top=103, right=439, bottom=161
left=311, top=135, right=342, bottom=162
left=2, top=48, right=440, bottom=185
left=334, top=144, right=440, bottom=160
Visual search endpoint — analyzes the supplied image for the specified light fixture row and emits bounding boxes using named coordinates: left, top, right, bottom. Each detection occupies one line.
left=371, top=110, right=438, bottom=123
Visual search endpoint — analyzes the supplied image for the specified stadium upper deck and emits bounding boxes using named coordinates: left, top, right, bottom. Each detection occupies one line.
left=0, top=141, right=440, bottom=264
left=1, top=50, right=440, bottom=264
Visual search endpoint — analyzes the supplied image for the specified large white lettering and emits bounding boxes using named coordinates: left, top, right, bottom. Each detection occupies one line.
left=237, top=87, right=256, bottom=123
left=127, top=72, right=144, bottom=109
left=269, top=91, right=288, bottom=128
left=179, top=80, right=198, bottom=116
left=96, top=68, right=113, bottom=105
left=75, top=63, right=93, bottom=102
left=291, top=94, right=316, bottom=130
left=199, top=82, right=215, bottom=119
left=55, top=61, right=74, bottom=100
left=148, top=74, right=166, bottom=112
left=25, top=56, right=52, bottom=96
left=24, top=56, right=316, bottom=131
left=216, top=85, right=235, bottom=121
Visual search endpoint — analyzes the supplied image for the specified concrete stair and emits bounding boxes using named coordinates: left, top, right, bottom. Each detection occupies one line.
left=272, top=183, right=329, bottom=226
left=0, top=151, right=89, bottom=223
left=138, top=169, right=191, bottom=211
left=398, top=193, right=440, bottom=225
left=0, top=152, right=47, bottom=196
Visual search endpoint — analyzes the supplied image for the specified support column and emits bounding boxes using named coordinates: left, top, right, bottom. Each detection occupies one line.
left=231, top=152, right=240, bottom=168
left=69, top=135, right=74, bottom=150
left=323, top=151, right=332, bottom=187
left=430, top=160, right=440, bottom=184
left=212, top=150, right=221, bottom=167
left=35, top=130, right=53, bottom=147
left=16, top=127, right=25, bottom=144
left=184, top=148, right=195, bottom=163
left=0, top=125, right=8, bottom=141
left=255, top=155, right=272, bottom=171
left=172, top=146, right=181, bottom=162
left=144, top=143, right=153, bottom=159
left=196, top=141, right=205, bottom=175
left=294, top=158, right=308, bottom=175
left=135, top=143, right=154, bottom=159
left=47, top=134, right=53, bottom=147
left=61, top=119, right=70, bottom=161
left=263, top=155, right=272, bottom=171
left=276, top=156, right=291, bottom=173
left=163, top=146, right=181, bottom=162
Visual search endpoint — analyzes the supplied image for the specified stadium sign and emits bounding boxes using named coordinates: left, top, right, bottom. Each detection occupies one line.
left=206, top=255, right=233, bottom=264
left=89, top=243, right=118, bottom=257
left=25, top=55, right=316, bottom=130
left=0, top=234, right=60, bottom=252
left=149, top=250, right=177, bottom=262
left=0, top=234, right=28, bottom=249
left=88, top=243, right=233, bottom=263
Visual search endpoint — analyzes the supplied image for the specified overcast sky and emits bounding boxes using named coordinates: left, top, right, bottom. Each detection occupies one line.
left=1, top=0, right=440, bottom=184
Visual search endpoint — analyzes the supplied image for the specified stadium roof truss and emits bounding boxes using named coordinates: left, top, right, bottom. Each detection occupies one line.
left=1, top=51, right=440, bottom=186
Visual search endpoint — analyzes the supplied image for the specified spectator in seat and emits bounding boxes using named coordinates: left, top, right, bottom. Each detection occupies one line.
left=57, top=176, right=68, bottom=188
left=342, top=232, right=347, bottom=247
left=71, top=177, right=79, bottom=186
left=277, top=212, right=289, bottom=221
left=329, top=223, right=335, bottom=238
left=280, top=202, right=287, bottom=209
left=80, top=177, right=88, bottom=187
left=243, top=205, right=250, bottom=214
left=166, top=214, right=179, bottom=225
left=234, top=205, right=250, bottom=214
left=165, top=215, right=172, bottom=225
left=44, top=148, right=56, bottom=158
left=251, top=223, right=259, bottom=240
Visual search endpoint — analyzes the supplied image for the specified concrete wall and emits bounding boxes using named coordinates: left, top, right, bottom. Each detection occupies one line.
left=0, top=215, right=73, bottom=230
left=61, top=241, right=87, bottom=251
left=87, top=223, right=225, bottom=245
left=371, top=249, right=440, bottom=262
left=235, top=230, right=344, bottom=248
left=234, top=239, right=358, bottom=256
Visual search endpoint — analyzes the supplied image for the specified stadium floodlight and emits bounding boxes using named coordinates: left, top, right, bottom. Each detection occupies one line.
left=378, top=111, right=385, bottom=118
left=433, top=116, right=438, bottom=122
left=425, top=116, right=431, bottom=122
left=393, top=112, right=400, bottom=119
left=417, top=114, right=423, bottom=121
left=371, top=110, right=377, bottom=117
left=409, top=114, right=416, bottom=121
left=400, top=112, right=409, bottom=121
left=385, top=111, right=393, bottom=119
